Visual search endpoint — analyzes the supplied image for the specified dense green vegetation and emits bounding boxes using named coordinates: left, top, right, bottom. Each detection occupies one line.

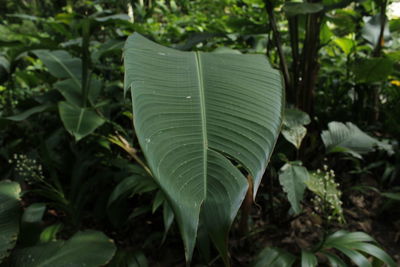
left=1, top=0, right=399, bottom=266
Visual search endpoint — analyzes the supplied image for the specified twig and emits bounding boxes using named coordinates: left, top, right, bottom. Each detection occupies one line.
left=108, top=133, right=153, bottom=177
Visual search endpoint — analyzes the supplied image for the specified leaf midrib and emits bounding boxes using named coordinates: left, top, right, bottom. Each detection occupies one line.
left=75, top=108, right=85, bottom=134
left=195, top=51, right=207, bottom=199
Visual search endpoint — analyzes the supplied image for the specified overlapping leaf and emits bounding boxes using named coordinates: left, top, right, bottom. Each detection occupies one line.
left=124, top=33, right=283, bottom=263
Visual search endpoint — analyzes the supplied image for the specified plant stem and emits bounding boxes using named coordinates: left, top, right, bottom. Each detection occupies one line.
left=81, top=18, right=91, bottom=107
left=239, top=175, right=253, bottom=236
left=289, top=16, right=299, bottom=103
left=371, top=0, right=387, bottom=122
left=264, top=0, right=292, bottom=102
left=298, top=8, right=322, bottom=115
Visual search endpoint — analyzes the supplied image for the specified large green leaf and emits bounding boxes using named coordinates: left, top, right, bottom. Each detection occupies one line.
left=279, top=163, right=309, bottom=214
left=352, top=57, right=393, bottom=83
left=282, top=108, right=310, bottom=149
left=362, top=14, right=391, bottom=47
left=321, top=121, right=393, bottom=158
left=333, top=37, right=356, bottom=56
left=33, top=50, right=82, bottom=88
left=54, top=78, right=102, bottom=107
left=0, top=181, right=21, bottom=262
left=124, top=33, right=283, bottom=263
left=12, top=230, right=116, bottom=267
left=58, top=101, right=105, bottom=141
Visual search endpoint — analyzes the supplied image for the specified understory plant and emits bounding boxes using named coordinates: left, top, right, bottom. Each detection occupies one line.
left=124, top=32, right=284, bottom=265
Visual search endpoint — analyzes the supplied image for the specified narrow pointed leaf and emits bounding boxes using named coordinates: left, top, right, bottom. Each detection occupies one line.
left=334, top=246, right=371, bottom=267
left=322, top=251, right=347, bottom=267
left=5, top=104, right=53, bottom=121
left=124, top=33, right=283, bottom=262
left=349, top=243, right=396, bottom=267
left=324, top=231, right=374, bottom=247
left=301, top=250, right=318, bottom=267
left=252, top=247, right=296, bottom=267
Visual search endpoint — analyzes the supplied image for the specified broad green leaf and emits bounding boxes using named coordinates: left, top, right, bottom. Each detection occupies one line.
left=283, top=108, right=311, bottom=128
left=282, top=126, right=307, bottom=149
left=21, top=204, right=46, bottom=224
left=320, top=22, right=333, bottom=45
left=362, top=14, right=391, bottom=47
left=39, top=224, right=63, bottom=243
left=58, top=101, right=105, bottom=141
left=55, top=78, right=102, bottom=107
left=301, top=250, right=318, bottom=267
left=283, top=2, right=323, bottom=17
left=282, top=108, right=310, bottom=149
left=5, top=104, right=53, bottom=121
left=12, top=230, right=116, bottom=267
left=252, top=247, right=296, bottom=267
left=279, top=163, right=309, bottom=214
left=54, top=79, right=81, bottom=106
left=321, top=121, right=393, bottom=158
left=124, top=33, right=283, bottom=263
left=334, top=37, right=356, bottom=55
left=0, top=181, right=21, bottom=262
left=33, top=50, right=82, bottom=88
left=352, top=57, right=393, bottom=83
